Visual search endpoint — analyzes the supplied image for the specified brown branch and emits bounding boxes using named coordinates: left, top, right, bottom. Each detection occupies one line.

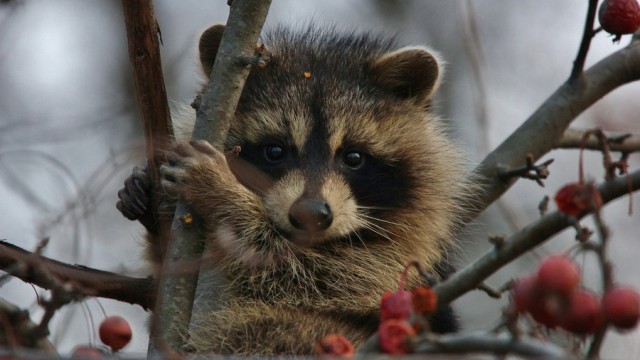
left=0, top=240, right=155, bottom=309
left=121, top=0, right=174, bottom=261
left=435, top=169, right=640, bottom=306
left=468, top=34, right=640, bottom=221
left=557, top=128, right=640, bottom=153
left=150, top=0, right=273, bottom=354
left=569, top=0, right=599, bottom=82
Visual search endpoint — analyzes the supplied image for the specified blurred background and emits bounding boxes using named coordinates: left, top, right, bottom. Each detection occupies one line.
left=0, top=0, right=638, bottom=357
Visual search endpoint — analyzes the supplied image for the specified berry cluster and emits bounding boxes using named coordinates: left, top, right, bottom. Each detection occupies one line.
left=317, top=262, right=438, bottom=356
left=512, top=255, right=640, bottom=334
left=377, top=263, right=438, bottom=354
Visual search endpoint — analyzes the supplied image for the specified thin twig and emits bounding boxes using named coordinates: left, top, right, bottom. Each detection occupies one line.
left=558, top=128, right=640, bottom=153
left=586, top=207, right=613, bottom=359
left=499, top=155, right=554, bottom=187
left=569, top=0, right=599, bottom=82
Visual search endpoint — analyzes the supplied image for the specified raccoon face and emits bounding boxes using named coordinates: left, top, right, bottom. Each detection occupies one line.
left=199, top=25, right=451, bottom=263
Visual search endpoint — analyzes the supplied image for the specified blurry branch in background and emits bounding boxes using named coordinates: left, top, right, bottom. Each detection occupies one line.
left=468, top=32, right=640, bottom=220
left=558, top=128, right=640, bottom=153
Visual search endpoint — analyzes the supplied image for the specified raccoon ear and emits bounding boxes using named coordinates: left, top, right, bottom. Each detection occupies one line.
left=371, top=46, right=442, bottom=103
left=198, top=24, right=226, bottom=78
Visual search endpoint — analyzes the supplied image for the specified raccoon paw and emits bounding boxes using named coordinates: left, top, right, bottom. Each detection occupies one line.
left=117, top=165, right=155, bottom=230
left=160, top=140, right=232, bottom=200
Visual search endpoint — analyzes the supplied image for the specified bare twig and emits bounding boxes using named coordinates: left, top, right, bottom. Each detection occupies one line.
left=477, top=283, right=502, bottom=299
left=569, top=0, right=599, bottom=82
left=435, top=169, right=640, bottom=306
left=468, top=34, right=640, bottom=221
left=499, top=155, right=553, bottom=187
left=558, top=128, right=640, bottom=153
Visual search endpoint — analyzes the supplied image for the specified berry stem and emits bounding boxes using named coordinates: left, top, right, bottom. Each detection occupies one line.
left=586, top=200, right=613, bottom=359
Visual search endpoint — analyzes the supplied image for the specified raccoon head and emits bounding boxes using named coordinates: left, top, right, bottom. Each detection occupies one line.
left=199, top=25, right=460, bottom=268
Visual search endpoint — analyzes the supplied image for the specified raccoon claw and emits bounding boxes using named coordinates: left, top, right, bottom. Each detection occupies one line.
left=159, top=164, right=186, bottom=198
left=160, top=141, right=230, bottom=200
left=117, top=166, right=151, bottom=219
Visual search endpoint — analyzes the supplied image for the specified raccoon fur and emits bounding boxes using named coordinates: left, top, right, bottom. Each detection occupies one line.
left=118, top=24, right=468, bottom=355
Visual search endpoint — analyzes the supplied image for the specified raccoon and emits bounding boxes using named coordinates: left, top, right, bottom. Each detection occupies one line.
left=117, top=24, right=468, bottom=355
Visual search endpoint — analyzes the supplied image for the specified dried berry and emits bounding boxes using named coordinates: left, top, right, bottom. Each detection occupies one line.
left=561, top=289, right=604, bottom=334
left=554, top=183, right=602, bottom=217
left=603, top=286, right=640, bottom=330
left=380, top=290, right=413, bottom=322
left=99, top=316, right=132, bottom=352
left=598, top=0, right=640, bottom=41
left=378, top=319, right=416, bottom=355
left=536, top=255, right=581, bottom=296
left=316, top=334, right=355, bottom=358
left=412, top=286, right=437, bottom=314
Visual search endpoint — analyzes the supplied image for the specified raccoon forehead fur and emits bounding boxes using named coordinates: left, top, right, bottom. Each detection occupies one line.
left=167, top=24, right=469, bottom=354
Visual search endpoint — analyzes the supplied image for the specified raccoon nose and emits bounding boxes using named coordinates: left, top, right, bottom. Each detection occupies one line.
left=288, top=198, right=333, bottom=232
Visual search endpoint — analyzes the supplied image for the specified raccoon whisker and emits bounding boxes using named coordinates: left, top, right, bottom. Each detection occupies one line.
left=355, top=216, right=393, bottom=242
left=357, top=213, right=409, bottom=235
left=355, top=205, right=396, bottom=211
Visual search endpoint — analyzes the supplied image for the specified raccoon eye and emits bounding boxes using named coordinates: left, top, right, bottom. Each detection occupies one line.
left=343, top=151, right=365, bottom=170
left=264, top=144, right=286, bottom=163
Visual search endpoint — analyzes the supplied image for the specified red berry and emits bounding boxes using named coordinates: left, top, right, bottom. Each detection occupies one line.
left=554, top=183, right=603, bottom=217
left=512, top=276, right=539, bottom=313
left=71, top=345, right=105, bottom=359
left=316, top=334, right=355, bottom=357
left=528, top=293, right=565, bottom=328
left=99, top=316, right=132, bottom=352
left=378, top=319, right=416, bottom=355
left=536, top=255, right=581, bottom=296
left=412, top=286, right=438, bottom=314
left=598, top=0, right=640, bottom=40
left=560, top=289, right=604, bottom=335
left=603, top=286, right=640, bottom=330
left=380, top=290, right=413, bottom=322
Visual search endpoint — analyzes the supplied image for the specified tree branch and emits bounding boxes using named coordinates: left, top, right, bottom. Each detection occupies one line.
left=0, top=240, right=154, bottom=309
left=436, top=169, right=640, bottom=306
left=413, top=332, right=567, bottom=358
left=468, top=34, right=640, bottom=221
left=558, top=128, right=640, bottom=153
left=121, top=0, right=174, bottom=257
left=150, top=0, right=272, bottom=354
